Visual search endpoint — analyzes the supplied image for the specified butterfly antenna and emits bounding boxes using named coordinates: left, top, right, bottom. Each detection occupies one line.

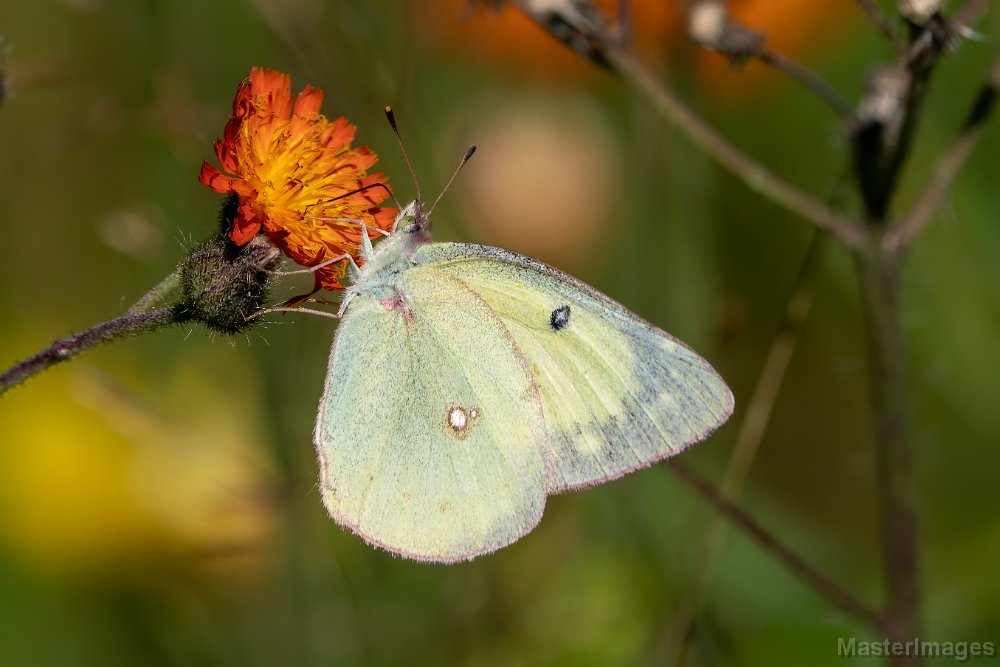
left=428, top=145, right=476, bottom=219
left=385, top=106, right=422, bottom=204
left=325, top=182, right=402, bottom=211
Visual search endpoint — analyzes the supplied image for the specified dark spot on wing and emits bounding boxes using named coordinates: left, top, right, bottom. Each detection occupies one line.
left=550, top=305, right=571, bottom=331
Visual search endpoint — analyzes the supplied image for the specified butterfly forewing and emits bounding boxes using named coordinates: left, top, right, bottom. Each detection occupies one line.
left=315, top=266, right=548, bottom=562
left=416, top=243, right=735, bottom=492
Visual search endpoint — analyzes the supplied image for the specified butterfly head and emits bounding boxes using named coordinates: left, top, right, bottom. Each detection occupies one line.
left=392, top=199, right=432, bottom=241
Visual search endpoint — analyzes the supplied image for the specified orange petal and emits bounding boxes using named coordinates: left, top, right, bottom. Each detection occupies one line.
left=229, top=218, right=261, bottom=245
left=199, top=162, right=235, bottom=193
left=201, top=68, right=397, bottom=288
left=293, top=85, right=323, bottom=120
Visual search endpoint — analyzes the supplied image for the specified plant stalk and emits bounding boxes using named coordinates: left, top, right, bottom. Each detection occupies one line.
left=669, top=459, right=883, bottom=629
left=855, top=235, right=922, bottom=662
left=0, top=307, right=181, bottom=396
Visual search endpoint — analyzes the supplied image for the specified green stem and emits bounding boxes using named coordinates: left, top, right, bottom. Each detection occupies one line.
left=603, top=46, right=866, bottom=249
left=853, top=0, right=905, bottom=50
left=126, top=267, right=181, bottom=315
left=0, top=264, right=189, bottom=396
left=758, top=50, right=859, bottom=126
left=855, top=235, right=922, bottom=660
left=887, top=49, right=1000, bottom=253
left=0, top=306, right=181, bottom=396
left=669, top=460, right=884, bottom=630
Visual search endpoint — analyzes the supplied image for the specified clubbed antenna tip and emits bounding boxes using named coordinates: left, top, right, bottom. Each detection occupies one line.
left=385, top=106, right=421, bottom=203
left=429, top=144, right=477, bottom=219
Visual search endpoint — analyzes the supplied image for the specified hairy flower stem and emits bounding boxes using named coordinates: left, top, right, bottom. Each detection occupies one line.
left=0, top=266, right=192, bottom=396
left=0, top=225, right=283, bottom=395
left=0, top=306, right=181, bottom=395
left=855, top=236, right=922, bottom=658
left=127, top=268, right=181, bottom=315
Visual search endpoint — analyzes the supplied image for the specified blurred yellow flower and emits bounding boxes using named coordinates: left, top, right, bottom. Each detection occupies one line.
left=0, top=352, right=280, bottom=579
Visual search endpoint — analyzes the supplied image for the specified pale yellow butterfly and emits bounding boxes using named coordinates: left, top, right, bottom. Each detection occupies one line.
left=314, top=188, right=734, bottom=562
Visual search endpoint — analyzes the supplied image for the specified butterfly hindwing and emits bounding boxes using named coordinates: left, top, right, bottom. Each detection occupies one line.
left=417, top=243, right=734, bottom=492
left=315, top=266, right=549, bottom=562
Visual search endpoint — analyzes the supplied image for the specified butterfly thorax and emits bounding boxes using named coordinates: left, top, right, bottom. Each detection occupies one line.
left=347, top=200, right=432, bottom=307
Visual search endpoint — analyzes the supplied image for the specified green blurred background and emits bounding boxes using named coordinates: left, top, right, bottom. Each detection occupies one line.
left=0, top=1, right=997, bottom=665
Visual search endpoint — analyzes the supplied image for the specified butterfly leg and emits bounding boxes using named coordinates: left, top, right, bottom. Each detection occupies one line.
left=301, top=215, right=388, bottom=263
left=248, top=305, right=342, bottom=321
left=275, top=252, right=362, bottom=281
left=358, top=220, right=375, bottom=263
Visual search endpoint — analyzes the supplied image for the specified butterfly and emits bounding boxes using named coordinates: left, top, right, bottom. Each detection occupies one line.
left=313, top=197, right=734, bottom=562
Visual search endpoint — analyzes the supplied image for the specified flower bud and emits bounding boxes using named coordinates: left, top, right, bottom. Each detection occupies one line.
left=177, top=232, right=281, bottom=335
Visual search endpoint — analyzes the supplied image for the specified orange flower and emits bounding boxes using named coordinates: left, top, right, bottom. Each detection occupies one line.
left=200, top=68, right=396, bottom=290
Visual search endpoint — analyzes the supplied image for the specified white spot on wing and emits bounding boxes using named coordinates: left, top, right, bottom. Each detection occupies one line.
left=448, top=407, right=467, bottom=430
left=444, top=403, right=481, bottom=441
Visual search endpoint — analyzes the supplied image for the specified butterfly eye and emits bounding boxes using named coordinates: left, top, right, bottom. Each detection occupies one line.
left=392, top=203, right=421, bottom=234
left=550, top=305, right=571, bottom=331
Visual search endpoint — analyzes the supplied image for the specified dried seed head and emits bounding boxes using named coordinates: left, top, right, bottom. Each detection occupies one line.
left=859, top=65, right=910, bottom=128
left=898, top=0, right=942, bottom=26
left=688, top=0, right=766, bottom=64
left=688, top=0, right=728, bottom=47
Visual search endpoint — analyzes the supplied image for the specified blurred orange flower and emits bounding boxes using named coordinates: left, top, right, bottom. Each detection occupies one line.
left=200, top=68, right=396, bottom=290
left=419, top=0, right=856, bottom=95
left=699, top=0, right=857, bottom=96
left=418, top=0, right=680, bottom=80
